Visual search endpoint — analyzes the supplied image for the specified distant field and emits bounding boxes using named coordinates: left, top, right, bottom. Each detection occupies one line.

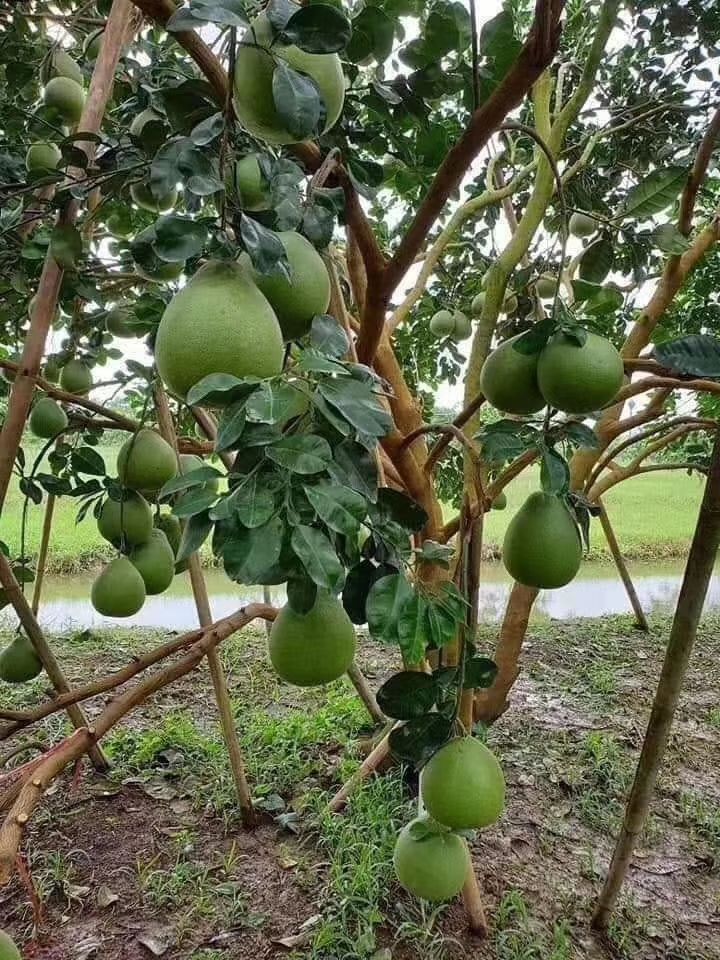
left=0, top=443, right=700, bottom=572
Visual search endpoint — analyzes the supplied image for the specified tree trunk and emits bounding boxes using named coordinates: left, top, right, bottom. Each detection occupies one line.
left=592, top=427, right=720, bottom=930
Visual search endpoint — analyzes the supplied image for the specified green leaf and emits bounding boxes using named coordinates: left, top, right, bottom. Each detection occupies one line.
left=540, top=448, right=570, bottom=494
left=231, top=475, right=276, bottom=528
left=376, top=488, right=427, bottom=533
left=388, top=715, right=453, bottom=766
left=579, top=237, right=614, bottom=283
left=50, top=224, right=82, bottom=269
left=620, top=166, right=688, bottom=220
left=160, top=466, right=222, bottom=499
left=652, top=334, right=720, bottom=379
left=281, top=4, right=352, bottom=53
left=342, top=559, right=383, bottom=624
left=290, top=524, right=344, bottom=591
left=266, top=435, right=332, bottom=474
left=414, top=540, right=454, bottom=567
left=511, top=315, right=555, bottom=355
left=463, top=657, right=497, bottom=689
left=319, top=379, right=392, bottom=437
left=187, top=374, right=259, bottom=407
left=376, top=671, right=437, bottom=720
left=215, top=403, right=247, bottom=452
left=20, top=477, right=42, bottom=505
left=239, top=215, right=291, bottom=279
left=223, top=516, right=284, bottom=584
left=310, top=314, right=349, bottom=359
left=71, top=446, right=106, bottom=476
left=561, top=421, right=598, bottom=449
left=397, top=593, right=429, bottom=665
left=172, top=487, right=218, bottom=518
left=153, top=215, right=208, bottom=262
left=272, top=61, right=321, bottom=141
left=347, top=6, right=395, bottom=63
left=287, top=575, right=317, bottom=614
left=189, top=0, right=249, bottom=27
left=190, top=111, right=224, bottom=146
left=304, top=482, right=365, bottom=536
left=176, top=509, right=213, bottom=562
left=366, top=572, right=413, bottom=644
left=477, top=420, right=541, bottom=466
left=329, top=439, right=378, bottom=501
left=651, top=222, right=690, bottom=254
left=245, top=381, right=308, bottom=425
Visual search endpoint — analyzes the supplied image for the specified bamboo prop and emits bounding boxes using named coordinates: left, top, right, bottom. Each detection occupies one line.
left=30, top=494, right=56, bottom=617
left=0, top=553, right=108, bottom=770
left=153, top=384, right=255, bottom=826
left=0, top=603, right=273, bottom=882
left=592, top=428, right=720, bottom=929
left=327, top=725, right=398, bottom=813
left=346, top=662, right=385, bottom=725
left=597, top=499, right=649, bottom=631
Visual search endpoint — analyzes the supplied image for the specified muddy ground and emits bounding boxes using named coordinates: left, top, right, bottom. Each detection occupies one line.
left=1, top=613, right=719, bottom=959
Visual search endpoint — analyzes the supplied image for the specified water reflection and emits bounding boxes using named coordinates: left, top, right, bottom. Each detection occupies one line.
left=0, top=561, right=713, bottom=633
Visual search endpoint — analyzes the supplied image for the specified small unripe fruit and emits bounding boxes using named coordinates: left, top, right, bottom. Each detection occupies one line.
left=130, top=182, right=177, bottom=213
left=43, top=76, right=85, bottom=124
left=26, top=142, right=62, bottom=172
left=59, top=358, right=92, bottom=395
left=393, top=816, right=469, bottom=902
left=29, top=397, right=68, bottom=438
left=569, top=211, right=597, bottom=238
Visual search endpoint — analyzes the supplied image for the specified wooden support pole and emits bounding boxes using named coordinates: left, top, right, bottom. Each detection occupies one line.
left=153, top=385, right=255, bottom=826
left=0, top=553, right=109, bottom=771
left=30, top=495, right=56, bottom=618
left=597, top=498, right=649, bottom=631
left=592, top=428, right=720, bottom=930
left=346, top=661, right=384, bottom=724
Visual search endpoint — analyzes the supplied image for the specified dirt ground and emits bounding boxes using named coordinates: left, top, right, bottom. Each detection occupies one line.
left=1, top=612, right=719, bottom=960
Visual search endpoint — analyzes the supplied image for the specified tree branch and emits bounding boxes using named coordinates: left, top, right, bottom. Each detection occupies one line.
left=678, top=106, right=720, bottom=235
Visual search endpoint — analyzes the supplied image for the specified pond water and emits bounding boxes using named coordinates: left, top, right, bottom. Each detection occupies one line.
left=1, top=559, right=715, bottom=633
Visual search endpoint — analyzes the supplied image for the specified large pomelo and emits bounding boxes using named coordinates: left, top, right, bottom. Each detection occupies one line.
left=41, top=48, right=83, bottom=86
left=537, top=331, right=624, bottom=414
left=117, top=428, right=177, bottom=493
left=480, top=334, right=545, bottom=415
left=569, top=211, right=596, bottom=238
left=0, top=635, right=43, bottom=684
left=154, top=260, right=284, bottom=399
left=393, top=816, right=469, bottom=902
left=240, top=231, right=330, bottom=340
left=59, top=358, right=92, bottom=394
left=29, top=397, right=68, bottom=438
left=421, top=737, right=505, bottom=830
left=429, top=309, right=455, bottom=337
left=130, top=181, right=177, bottom=213
left=91, top=556, right=146, bottom=617
left=179, top=453, right=219, bottom=494
left=233, top=11, right=345, bottom=144
left=503, top=491, right=582, bottom=589
left=26, top=142, right=62, bottom=172
left=97, top=492, right=153, bottom=547
left=130, top=529, right=175, bottom=594
left=43, top=76, right=85, bottom=124
left=269, top=591, right=356, bottom=686
left=0, top=930, right=22, bottom=960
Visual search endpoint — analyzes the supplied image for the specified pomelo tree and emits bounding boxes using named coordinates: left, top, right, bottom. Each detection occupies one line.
left=1, top=0, right=720, bottom=935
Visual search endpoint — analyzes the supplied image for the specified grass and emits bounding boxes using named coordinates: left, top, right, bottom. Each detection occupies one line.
left=0, top=445, right=706, bottom=572
left=494, top=890, right=574, bottom=960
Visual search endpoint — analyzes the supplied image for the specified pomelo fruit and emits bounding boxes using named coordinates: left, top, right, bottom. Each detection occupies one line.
left=106, top=208, right=133, bottom=237
left=225, top=154, right=270, bottom=210
left=269, top=591, right=356, bottom=686
left=480, top=334, right=545, bottom=415
left=117, top=428, right=177, bottom=493
left=503, top=491, right=582, bottom=588
left=154, top=260, right=284, bottom=399
left=43, top=76, right=85, bottom=124
left=569, top=211, right=596, bottom=238
left=0, top=930, right=22, bottom=960
left=83, top=29, right=103, bottom=60
left=91, top=556, right=146, bottom=617
left=26, top=142, right=62, bottom=172
left=97, top=492, right=153, bottom=547
left=154, top=512, right=182, bottom=555
left=106, top=304, right=139, bottom=338
left=130, top=529, right=175, bottom=594
left=393, top=816, right=469, bottom=902
left=59, top=358, right=92, bottom=394
left=240, top=231, right=330, bottom=340
left=42, top=48, right=83, bottom=85
left=429, top=309, right=455, bottom=337
left=233, top=10, right=345, bottom=144
left=535, top=273, right=556, bottom=299
left=0, top=635, right=43, bottom=684
left=130, top=107, right=163, bottom=137
left=29, top=397, right=68, bottom=438
left=471, top=289, right=516, bottom=315
left=130, top=181, right=177, bottom=213
left=471, top=292, right=485, bottom=315
left=537, top=331, right=624, bottom=414
left=421, top=737, right=505, bottom=830
left=491, top=490, right=507, bottom=511
left=43, top=357, right=61, bottom=383
left=179, top=453, right=219, bottom=493
left=452, top=310, right=472, bottom=341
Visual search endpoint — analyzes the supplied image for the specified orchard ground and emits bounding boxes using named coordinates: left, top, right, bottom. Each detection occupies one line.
left=0, top=442, right=703, bottom=574
left=1, top=614, right=719, bottom=959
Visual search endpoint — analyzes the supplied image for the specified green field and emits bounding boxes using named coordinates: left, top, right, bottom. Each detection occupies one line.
left=0, top=443, right=700, bottom=572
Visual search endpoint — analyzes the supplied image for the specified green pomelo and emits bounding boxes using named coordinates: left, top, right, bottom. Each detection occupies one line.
left=0, top=635, right=43, bottom=684
left=451, top=310, right=471, bottom=341
left=83, top=29, right=103, bottom=60
left=154, top=512, right=182, bottom=555
left=0, top=930, right=22, bottom=960
left=537, top=331, right=624, bottom=414
left=117, top=428, right=177, bottom=493
left=106, top=209, right=133, bottom=237
left=130, top=181, right=177, bottom=213
left=503, top=491, right=582, bottom=589
left=233, top=11, right=345, bottom=144
left=535, top=273, right=556, bottom=299
left=135, top=258, right=184, bottom=283
left=97, top=492, right=153, bottom=547
left=154, top=260, right=284, bottom=399
left=43, top=357, right=61, bottom=383
left=226, top=154, right=270, bottom=210
left=429, top=309, right=455, bottom=337
left=26, top=141, right=62, bottom=172
left=269, top=591, right=356, bottom=686
left=130, top=529, right=175, bottom=594
left=59, top=358, right=93, bottom=394
left=491, top=490, right=507, bottom=511
left=29, top=397, right=68, bottom=438
left=471, top=292, right=485, bottom=315
left=42, top=48, right=83, bottom=85
left=179, top=453, right=219, bottom=493
left=480, top=334, right=545, bottom=415
left=91, top=556, right=146, bottom=617
left=393, top=817, right=469, bottom=902
left=241, top=231, right=330, bottom=340
left=106, top=305, right=140, bottom=338
left=43, top=77, right=85, bottom=124
left=569, top=211, right=596, bottom=238
left=421, top=737, right=505, bottom=830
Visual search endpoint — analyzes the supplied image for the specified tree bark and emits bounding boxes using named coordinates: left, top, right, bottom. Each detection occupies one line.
left=592, top=428, right=720, bottom=930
